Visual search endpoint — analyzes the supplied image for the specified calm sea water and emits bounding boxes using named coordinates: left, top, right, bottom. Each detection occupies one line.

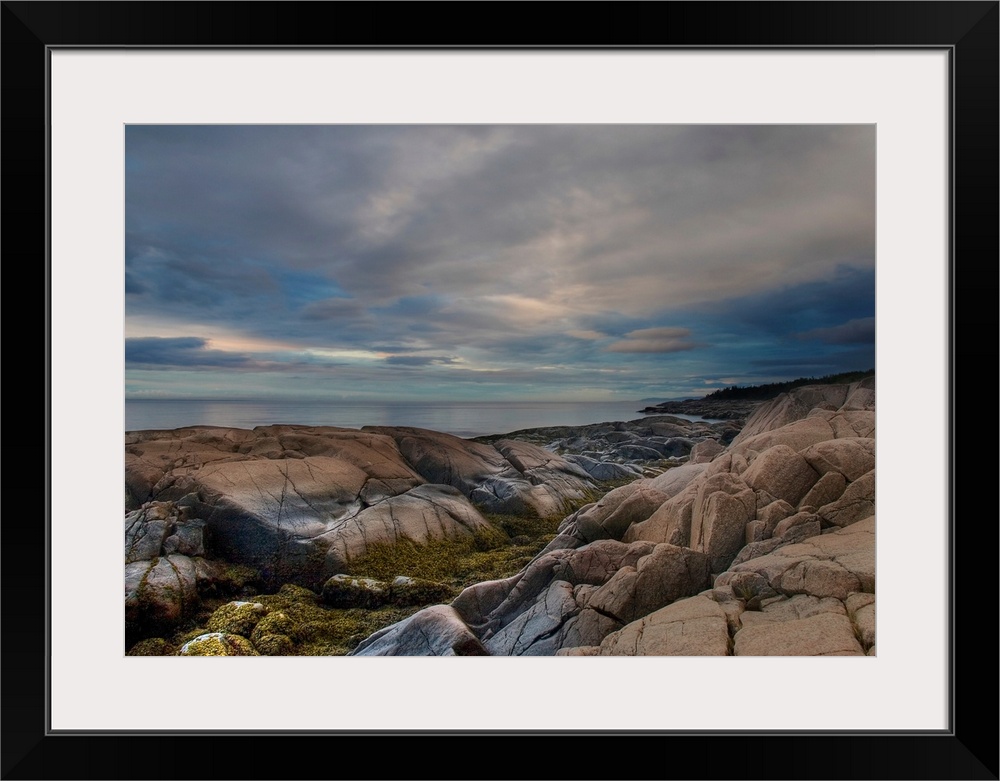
left=124, top=399, right=706, bottom=439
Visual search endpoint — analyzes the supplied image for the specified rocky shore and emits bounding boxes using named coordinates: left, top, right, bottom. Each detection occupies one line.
left=639, top=397, right=764, bottom=420
left=125, top=378, right=874, bottom=656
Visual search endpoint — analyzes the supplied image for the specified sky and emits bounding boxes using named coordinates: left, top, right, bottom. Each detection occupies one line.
left=124, top=125, right=876, bottom=402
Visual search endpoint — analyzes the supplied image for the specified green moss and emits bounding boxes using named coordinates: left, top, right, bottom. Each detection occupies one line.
left=179, top=632, right=259, bottom=656
left=345, top=537, right=476, bottom=583
left=254, top=633, right=294, bottom=656
left=342, top=506, right=576, bottom=591
left=215, top=564, right=264, bottom=596
left=389, top=577, right=457, bottom=606
left=174, top=626, right=212, bottom=646
left=246, top=583, right=421, bottom=656
left=206, top=601, right=268, bottom=636
left=477, top=511, right=561, bottom=542
left=321, top=575, right=389, bottom=609
left=126, top=637, right=176, bottom=656
left=250, top=611, right=295, bottom=644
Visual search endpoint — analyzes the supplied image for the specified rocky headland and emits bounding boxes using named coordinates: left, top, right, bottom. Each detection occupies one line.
left=125, top=377, right=874, bottom=657
left=639, top=397, right=764, bottom=420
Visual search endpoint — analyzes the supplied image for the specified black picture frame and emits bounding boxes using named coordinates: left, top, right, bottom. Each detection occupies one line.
left=3, top=2, right=997, bottom=779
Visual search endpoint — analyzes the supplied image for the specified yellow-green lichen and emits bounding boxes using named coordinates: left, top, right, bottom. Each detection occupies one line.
left=206, top=601, right=268, bottom=636
left=254, top=633, right=294, bottom=656
left=250, top=610, right=296, bottom=645
left=178, top=632, right=258, bottom=656
left=126, top=637, right=177, bottom=656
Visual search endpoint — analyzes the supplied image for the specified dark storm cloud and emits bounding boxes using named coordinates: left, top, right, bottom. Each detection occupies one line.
left=696, top=265, right=876, bottom=338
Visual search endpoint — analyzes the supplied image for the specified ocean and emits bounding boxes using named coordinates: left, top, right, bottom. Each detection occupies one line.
left=124, top=398, right=707, bottom=439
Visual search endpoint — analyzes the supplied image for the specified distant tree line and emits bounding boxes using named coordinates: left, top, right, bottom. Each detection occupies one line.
left=702, top=369, right=875, bottom=401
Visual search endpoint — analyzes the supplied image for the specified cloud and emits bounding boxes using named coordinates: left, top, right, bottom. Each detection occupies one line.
left=300, top=298, right=366, bottom=321
left=797, top=316, right=876, bottom=345
left=125, top=337, right=263, bottom=369
left=383, top=355, right=460, bottom=366
left=605, top=327, right=706, bottom=354
left=567, top=329, right=607, bottom=341
left=124, top=125, right=876, bottom=399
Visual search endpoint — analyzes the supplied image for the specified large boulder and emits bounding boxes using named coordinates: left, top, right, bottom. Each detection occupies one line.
left=689, top=472, right=756, bottom=573
left=124, top=555, right=199, bottom=637
left=348, top=605, right=488, bottom=656
left=741, top=445, right=820, bottom=507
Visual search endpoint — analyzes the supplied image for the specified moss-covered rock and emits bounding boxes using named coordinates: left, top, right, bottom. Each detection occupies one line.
left=178, top=632, right=259, bottom=656
left=214, top=564, right=264, bottom=596
left=250, top=610, right=296, bottom=645
left=206, top=601, right=268, bottom=636
left=321, top=575, right=389, bottom=609
left=126, top=637, right=177, bottom=656
left=254, top=633, right=295, bottom=655
left=388, top=576, right=456, bottom=606
left=253, top=585, right=420, bottom=655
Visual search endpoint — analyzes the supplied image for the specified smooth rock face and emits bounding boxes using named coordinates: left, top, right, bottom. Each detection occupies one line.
left=125, top=555, right=199, bottom=633
left=314, top=484, right=493, bottom=576
left=348, top=605, right=488, bottom=656
left=126, top=425, right=598, bottom=589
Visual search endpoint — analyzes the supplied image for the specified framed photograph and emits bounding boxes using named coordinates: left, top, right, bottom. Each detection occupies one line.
left=5, top=2, right=996, bottom=778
